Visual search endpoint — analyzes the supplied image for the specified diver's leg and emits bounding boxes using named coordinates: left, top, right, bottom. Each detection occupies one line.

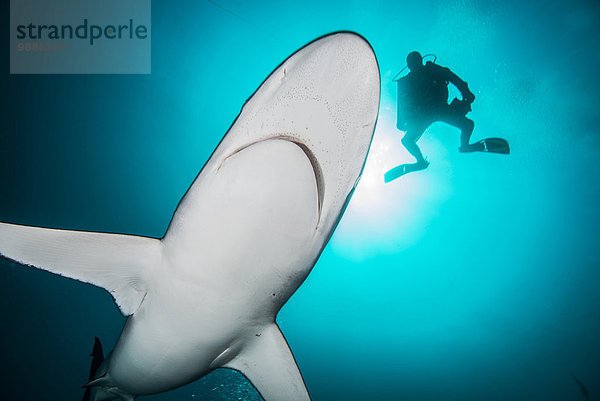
left=401, top=125, right=430, bottom=169
left=438, top=109, right=475, bottom=151
left=458, top=117, right=475, bottom=151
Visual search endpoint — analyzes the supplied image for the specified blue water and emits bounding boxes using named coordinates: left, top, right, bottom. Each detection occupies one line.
left=1, top=1, right=599, bottom=400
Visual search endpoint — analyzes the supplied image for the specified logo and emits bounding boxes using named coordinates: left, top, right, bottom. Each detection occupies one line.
left=10, top=0, right=151, bottom=74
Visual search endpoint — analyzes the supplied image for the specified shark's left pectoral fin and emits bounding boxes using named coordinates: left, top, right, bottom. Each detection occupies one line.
left=225, top=324, right=311, bottom=401
left=0, top=222, right=162, bottom=315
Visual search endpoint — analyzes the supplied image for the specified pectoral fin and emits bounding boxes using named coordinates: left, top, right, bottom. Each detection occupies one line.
left=225, top=324, right=311, bottom=401
left=0, top=222, right=162, bottom=315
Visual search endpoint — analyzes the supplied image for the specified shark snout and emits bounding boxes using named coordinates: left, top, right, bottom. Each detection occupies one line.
left=207, top=32, right=379, bottom=232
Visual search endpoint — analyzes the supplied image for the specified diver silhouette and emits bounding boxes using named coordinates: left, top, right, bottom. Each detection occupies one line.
left=384, top=51, right=509, bottom=183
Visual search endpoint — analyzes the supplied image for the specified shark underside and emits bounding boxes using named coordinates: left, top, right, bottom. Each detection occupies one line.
left=0, top=32, right=380, bottom=400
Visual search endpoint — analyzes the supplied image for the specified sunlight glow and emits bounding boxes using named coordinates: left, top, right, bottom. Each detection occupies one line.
left=332, top=108, right=455, bottom=261
left=350, top=112, right=421, bottom=214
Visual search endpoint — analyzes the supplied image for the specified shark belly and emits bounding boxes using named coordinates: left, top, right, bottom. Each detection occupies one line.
left=163, top=138, right=321, bottom=315
left=103, top=138, right=320, bottom=395
left=103, top=296, right=233, bottom=395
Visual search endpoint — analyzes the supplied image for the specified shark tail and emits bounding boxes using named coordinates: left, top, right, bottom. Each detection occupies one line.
left=82, top=337, right=105, bottom=401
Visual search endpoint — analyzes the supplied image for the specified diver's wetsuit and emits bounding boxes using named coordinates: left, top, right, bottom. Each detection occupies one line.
left=397, top=61, right=475, bottom=167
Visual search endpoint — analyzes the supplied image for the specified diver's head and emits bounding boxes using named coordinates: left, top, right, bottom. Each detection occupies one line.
left=406, top=51, right=423, bottom=71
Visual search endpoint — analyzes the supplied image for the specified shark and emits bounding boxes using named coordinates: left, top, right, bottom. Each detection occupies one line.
left=0, top=32, right=380, bottom=400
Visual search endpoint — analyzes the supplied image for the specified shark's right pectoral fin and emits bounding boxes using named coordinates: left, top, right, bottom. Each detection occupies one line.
left=0, top=222, right=162, bottom=315
left=225, top=324, right=311, bottom=401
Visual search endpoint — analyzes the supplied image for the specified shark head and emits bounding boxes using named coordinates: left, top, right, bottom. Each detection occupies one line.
left=0, top=32, right=380, bottom=401
left=162, top=31, right=380, bottom=316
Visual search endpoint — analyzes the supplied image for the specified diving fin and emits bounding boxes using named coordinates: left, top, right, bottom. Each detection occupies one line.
left=481, top=137, right=510, bottom=154
left=384, top=164, right=408, bottom=183
left=82, top=337, right=105, bottom=401
left=384, top=161, right=429, bottom=183
left=460, top=138, right=510, bottom=154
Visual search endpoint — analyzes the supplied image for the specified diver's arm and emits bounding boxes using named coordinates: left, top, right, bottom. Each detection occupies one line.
left=438, top=65, right=475, bottom=103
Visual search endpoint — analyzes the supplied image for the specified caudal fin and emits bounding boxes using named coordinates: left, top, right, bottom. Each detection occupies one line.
left=82, top=337, right=105, bottom=401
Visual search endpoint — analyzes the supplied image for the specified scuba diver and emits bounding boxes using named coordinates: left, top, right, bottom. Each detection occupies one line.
left=385, top=51, right=509, bottom=182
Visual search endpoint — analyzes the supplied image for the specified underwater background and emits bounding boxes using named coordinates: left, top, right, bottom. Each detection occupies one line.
left=1, top=0, right=599, bottom=400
